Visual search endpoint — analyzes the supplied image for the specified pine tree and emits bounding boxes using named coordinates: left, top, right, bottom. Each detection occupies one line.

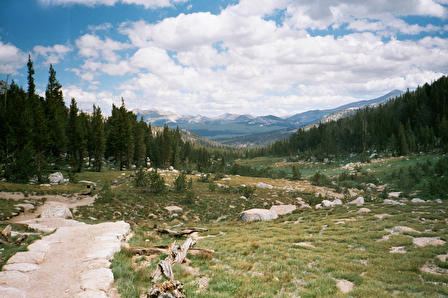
left=398, top=123, right=409, bottom=156
left=67, top=98, right=87, bottom=172
left=134, top=117, right=146, bottom=167
left=91, top=105, right=105, bottom=171
left=121, top=101, right=134, bottom=169
left=3, top=83, right=35, bottom=182
left=45, top=65, right=67, bottom=159
left=291, top=165, right=301, bottom=180
left=27, top=56, right=48, bottom=182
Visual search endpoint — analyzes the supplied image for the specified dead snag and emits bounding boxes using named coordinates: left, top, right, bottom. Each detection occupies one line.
left=148, top=237, right=196, bottom=297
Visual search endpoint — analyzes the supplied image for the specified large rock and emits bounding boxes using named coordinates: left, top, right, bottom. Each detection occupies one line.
left=333, top=199, right=343, bottom=206
left=239, top=209, right=278, bottom=222
left=40, top=202, right=73, bottom=219
left=413, top=237, right=445, bottom=247
left=321, top=200, right=333, bottom=207
left=411, top=198, right=425, bottom=203
left=255, top=182, right=274, bottom=189
left=322, top=199, right=343, bottom=207
left=388, top=192, right=401, bottom=198
left=349, top=196, right=364, bottom=206
left=383, top=199, right=405, bottom=206
left=48, top=172, right=64, bottom=185
left=165, top=206, right=183, bottom=213
left=270, top=204, right=297, bottom=216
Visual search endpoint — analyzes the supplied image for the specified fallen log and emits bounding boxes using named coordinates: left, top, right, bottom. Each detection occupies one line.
left=157, top=227, right=208, bottom=237
left=0, top=225, right=28, bottom=246
left=14, top=234, right=28, bottom=245
left=148, top=280, right=185, bottom=298
left=151, top=237, right=196, bottom=283
left=128, top=246, right=214, bottom=257
left=1, top=224, right=12, bottom=243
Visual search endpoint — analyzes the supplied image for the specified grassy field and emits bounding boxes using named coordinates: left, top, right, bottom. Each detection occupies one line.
left=0, top=153, right=447, bottom=297
left=114, top=199, right=448, bottom=297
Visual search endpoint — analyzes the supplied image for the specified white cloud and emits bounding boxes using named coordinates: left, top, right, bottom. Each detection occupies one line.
left=39, top=0, right=117, bottom=6
left=63, top=85, right=119, bottom=113
left=33, top=44, right=72, bottom=65
left=0, top=41, right=27, bottom=75
left=39, top=0, right=187, bottom=8
left=87, top=22, right=113, bottom=32
left=283, top=0, right=447, bottom=31
left=76, top=34, right=131, bottom=62
left=122, top=0, right=187, bottom=9
left=348, top=18, right=442, bottom=35
left=112, top=1, right=448, bottom=116
left=48, top=0, right=448, bottom=116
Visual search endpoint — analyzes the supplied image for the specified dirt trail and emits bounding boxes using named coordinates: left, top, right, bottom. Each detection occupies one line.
left=0, top=193, right=130, bottom=298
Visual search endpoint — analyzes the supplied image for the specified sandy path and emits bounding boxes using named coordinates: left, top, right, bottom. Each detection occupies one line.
left=0, top=193, right=130, bottom=298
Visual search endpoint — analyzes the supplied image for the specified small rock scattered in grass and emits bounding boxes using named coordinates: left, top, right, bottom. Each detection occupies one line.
left=336, top=279, right=354, bottom=294
left=390, top=246, right=407, bottom=254
left=293, top=242, right=316, bottom=249
left=411, top=198, right=426, bottom=203
left=384, top=199, right=405, bottom=205
left=357, top=208, right=371, bottom=213
left=391, top=226, right=420, bottom=234
left=375, top=213, right=391, bottom=219
left=420, top=263, right=448, bottom=275
left=413, top=237, right=445, bottom=247
left=349, top=197, right=365, bottom=206
left=388, top=192, right=401, bottom=198
left=165, top=206, right=183, bottom=213
left=193, top=276, right=210, bottom=292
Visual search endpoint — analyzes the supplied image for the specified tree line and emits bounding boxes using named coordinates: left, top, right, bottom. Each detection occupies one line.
left=0, top=57, right=238, bottom=183
left=252, top=76, right=448, bottom=159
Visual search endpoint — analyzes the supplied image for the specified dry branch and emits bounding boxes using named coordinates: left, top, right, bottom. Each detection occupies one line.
left=150, top=237, right=197, bottom=283
left=1, top=224, right=12, bottom=242
left=0, top=225, right=28, bottom=246
left=128, top=246, right=214, bottom=257
left=157, top=227, right=208, bottom=237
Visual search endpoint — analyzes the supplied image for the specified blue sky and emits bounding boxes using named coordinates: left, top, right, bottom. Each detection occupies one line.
left=1, top=0, right=447, bottom=116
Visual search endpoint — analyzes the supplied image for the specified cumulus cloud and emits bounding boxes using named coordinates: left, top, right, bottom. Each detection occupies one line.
left=39, top=0, right=187, bottom=8
left=63, top=85, right=120, bottom=112
left=283, top=0, right=447, bottom=31
left=110, top=1, right=448, bottom=116
left=76, top=34, right=131, bottom=62
left=33, top=44, right=72, bottom=65
left=0, top=41, right=27, bottom=74
left=37, top=0, right=448, bottom=116
left=87, top=22, right=113, bottom=32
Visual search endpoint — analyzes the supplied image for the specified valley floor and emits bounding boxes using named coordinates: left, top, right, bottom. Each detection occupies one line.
left=0, top=153, right=447, bottom=297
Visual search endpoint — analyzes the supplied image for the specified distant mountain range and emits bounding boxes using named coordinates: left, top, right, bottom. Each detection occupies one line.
left=135, top=90, right=402, bottom=147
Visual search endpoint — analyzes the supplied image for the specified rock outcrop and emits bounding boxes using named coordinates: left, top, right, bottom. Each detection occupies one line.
left=349, top=196, right=364, bottom=206
left=48, top=172, right=65, bottom=185
left=269, top=205, right=297, bottom=216
left=239, top=209, right=278, bottom=222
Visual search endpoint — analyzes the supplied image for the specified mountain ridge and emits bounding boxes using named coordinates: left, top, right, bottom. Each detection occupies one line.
left=135, top=90, right=402, bottom=147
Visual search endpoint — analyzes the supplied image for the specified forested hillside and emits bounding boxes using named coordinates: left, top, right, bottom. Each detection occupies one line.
left=259, top=76, right=448, bottom=159
left=0, top=57, right=237, bottom=183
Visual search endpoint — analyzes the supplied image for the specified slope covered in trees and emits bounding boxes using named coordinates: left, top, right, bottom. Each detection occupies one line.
left=0, top=58, right=238, bottom=183
left=257, top=76, right=448, bottom=159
